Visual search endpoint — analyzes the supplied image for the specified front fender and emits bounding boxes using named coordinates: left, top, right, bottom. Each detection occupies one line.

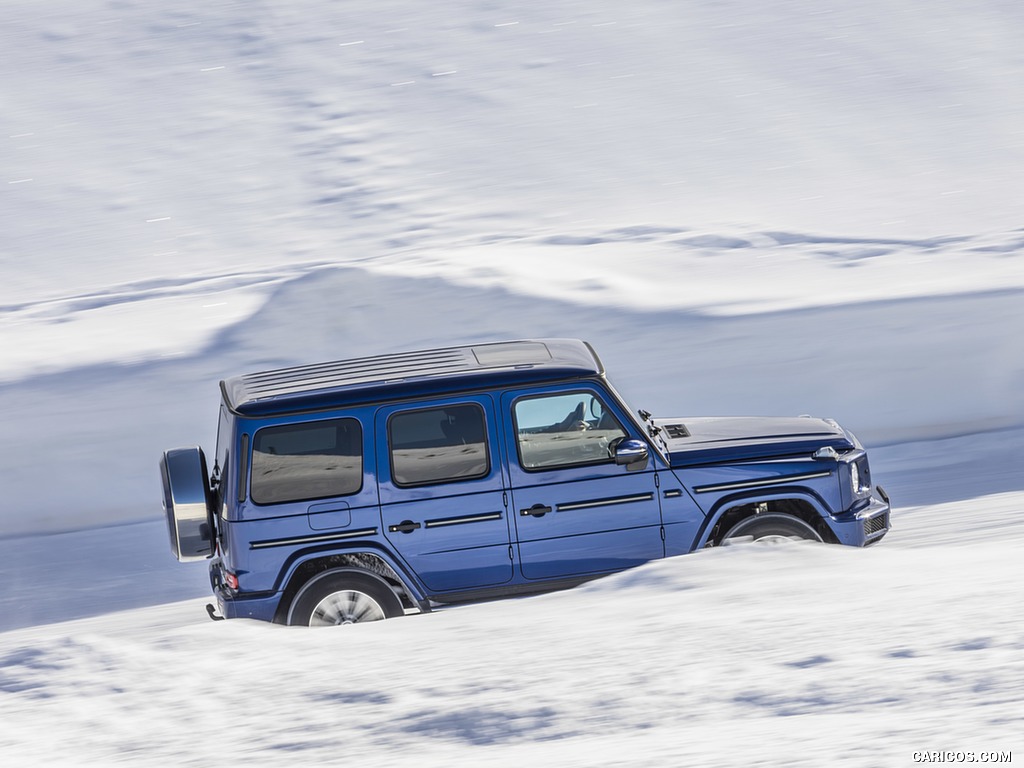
left=692, top=489, right=836, bottom=548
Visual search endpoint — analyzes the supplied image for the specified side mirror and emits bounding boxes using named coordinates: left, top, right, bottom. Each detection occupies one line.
left=613, top=439, right=649, bottom=471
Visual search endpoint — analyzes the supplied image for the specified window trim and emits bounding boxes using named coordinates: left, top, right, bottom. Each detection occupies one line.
left=249, top=417, right=364, bottom=506
left=237, top=433, right=249, bottom=504
left=511, top=389, right=627, bottom=473
left=386, top=402, right=491, bottom=488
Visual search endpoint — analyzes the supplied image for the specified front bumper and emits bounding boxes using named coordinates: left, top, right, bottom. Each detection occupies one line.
left=828, top=485, right=891, bottom=546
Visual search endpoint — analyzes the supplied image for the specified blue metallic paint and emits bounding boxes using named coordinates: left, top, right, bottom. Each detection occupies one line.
left=175, top=339, right=892, bottom=623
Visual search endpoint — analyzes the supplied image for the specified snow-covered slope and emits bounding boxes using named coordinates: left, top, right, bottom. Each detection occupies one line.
left=0, top=494, right=1020, bottom=767
left=5, top=0, right=1024, bottom=296
left=1, top=0, right=1022, bottom=764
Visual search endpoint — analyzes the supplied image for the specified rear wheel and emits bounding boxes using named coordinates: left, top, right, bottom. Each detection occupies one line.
left=722, top=513, right=823, bottom=544
left=287, top=570, right=404, bottom=627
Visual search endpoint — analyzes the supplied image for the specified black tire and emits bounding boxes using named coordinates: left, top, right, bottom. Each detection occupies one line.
left=722, top=513, right=824, bottom=544
left=287, top=570, right=404, bottom=627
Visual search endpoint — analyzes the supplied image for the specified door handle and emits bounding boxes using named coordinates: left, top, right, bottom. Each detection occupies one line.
left=520, top=504, right=552, bottom=518
left=389, top=520, right=421, bottom=534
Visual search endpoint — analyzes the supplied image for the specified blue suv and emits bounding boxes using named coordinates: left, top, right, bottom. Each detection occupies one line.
left=161, top=339, right=890, bottom=626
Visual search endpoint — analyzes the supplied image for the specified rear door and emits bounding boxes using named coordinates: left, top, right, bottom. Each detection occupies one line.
left=501, top=385, right=664, bottom=580
left=376, top=394, right=513, bottom=594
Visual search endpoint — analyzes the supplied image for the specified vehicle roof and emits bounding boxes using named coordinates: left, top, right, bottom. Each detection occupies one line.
left=221, top=338, right=605, bottom=417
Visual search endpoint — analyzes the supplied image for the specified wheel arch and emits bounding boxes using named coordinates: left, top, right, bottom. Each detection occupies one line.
left=272, top=547, right=427, bottom=624
left=696, top=491, right=839, bottom=547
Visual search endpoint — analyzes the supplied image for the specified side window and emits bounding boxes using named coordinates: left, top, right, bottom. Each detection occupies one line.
left=214, top=404, right=232, bottom=516
left=514, top=391, right=627, bottom=470
left=251, top=418, right=362, bottom=505
left=388, top=404, right=488, bottom=487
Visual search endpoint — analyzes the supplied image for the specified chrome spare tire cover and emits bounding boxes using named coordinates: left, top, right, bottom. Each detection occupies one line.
left=160, top=446, right=215, bottom=562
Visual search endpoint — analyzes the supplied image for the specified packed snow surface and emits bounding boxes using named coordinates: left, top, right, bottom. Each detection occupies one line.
left=1, top=0, right=1022, bottom=765
left=1, top=499, right=1021, bottom=768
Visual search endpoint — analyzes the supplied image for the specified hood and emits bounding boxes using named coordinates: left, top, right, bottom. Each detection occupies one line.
left=653, top=416, right=854, bottom=468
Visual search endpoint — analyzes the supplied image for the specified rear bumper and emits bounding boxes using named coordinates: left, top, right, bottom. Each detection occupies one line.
left=213, top=586, right=282, bottom=622
left=210, top=562, right=282, bottom=622
left=827, top=486, right=891, bottom=546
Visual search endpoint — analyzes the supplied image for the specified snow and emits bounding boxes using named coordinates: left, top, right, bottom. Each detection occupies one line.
left=1, top=0, right=1022, bottom=764
left=1, top=503, right=1021, bottom=767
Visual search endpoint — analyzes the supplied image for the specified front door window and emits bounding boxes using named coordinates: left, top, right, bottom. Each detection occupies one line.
left=514, top=391, right=627, bottom=470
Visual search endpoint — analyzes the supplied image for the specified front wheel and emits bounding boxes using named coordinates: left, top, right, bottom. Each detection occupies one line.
left=287, top=570, right=404, bottom=627
left=722, top=513, right=824, bottom=544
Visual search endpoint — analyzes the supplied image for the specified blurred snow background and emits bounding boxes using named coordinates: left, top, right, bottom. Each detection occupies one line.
left=0, top=1, right=1021, bottom=765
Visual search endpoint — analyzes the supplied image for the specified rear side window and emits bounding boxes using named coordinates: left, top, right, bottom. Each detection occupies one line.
left=251, top=418, right=362, bottom=505
left=388, top=404, right=488, bottom=487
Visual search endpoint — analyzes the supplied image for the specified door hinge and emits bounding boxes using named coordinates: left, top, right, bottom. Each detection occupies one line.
left=660, top=526, right=666, bottom=542
left=502, top=491, right=508, bottom=508
left=654, top=473, right=660, bottom=488
left=508, top=545, right=514, bottom=561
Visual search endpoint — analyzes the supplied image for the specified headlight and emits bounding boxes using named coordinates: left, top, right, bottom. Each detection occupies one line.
left=850, top=456, right=871, bottom=497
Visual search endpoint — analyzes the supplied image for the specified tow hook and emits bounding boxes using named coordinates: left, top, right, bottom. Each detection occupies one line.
left=876, top=484, right=890, bottom=505
left=205, top=603, right=225, bottom=622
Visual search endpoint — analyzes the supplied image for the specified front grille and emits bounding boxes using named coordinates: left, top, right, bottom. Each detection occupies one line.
left=863, top=514, right=888, bottom=537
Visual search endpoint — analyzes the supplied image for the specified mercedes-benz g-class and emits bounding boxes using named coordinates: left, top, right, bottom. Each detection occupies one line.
left=161, top=339, right=890, bottom=626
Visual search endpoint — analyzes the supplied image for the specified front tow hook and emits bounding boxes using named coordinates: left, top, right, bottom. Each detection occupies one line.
left=876, top=484, right=890, bottom=505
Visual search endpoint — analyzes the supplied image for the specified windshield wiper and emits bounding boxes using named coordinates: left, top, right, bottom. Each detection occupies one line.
left=638, top=409, right=667, bottom=449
